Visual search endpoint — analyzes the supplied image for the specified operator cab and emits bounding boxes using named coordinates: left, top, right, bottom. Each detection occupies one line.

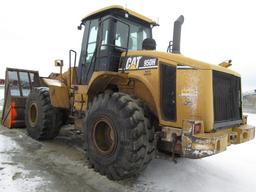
left=77, top=6, right=157, bottom=84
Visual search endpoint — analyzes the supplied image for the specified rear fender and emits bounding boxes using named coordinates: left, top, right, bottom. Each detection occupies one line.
left=87, top=72, right=158, bottom=116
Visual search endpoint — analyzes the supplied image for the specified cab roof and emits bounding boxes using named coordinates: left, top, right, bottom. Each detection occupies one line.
left=82, top=5, right=157, bottom=26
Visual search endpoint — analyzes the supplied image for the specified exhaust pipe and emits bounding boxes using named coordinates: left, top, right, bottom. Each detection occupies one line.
left=172, top=15, right=184, bottom=54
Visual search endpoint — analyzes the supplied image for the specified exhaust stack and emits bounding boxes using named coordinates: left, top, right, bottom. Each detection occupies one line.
left=172, top=15, right=184, bottom=54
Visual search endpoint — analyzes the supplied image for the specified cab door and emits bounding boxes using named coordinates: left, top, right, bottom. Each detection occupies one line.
left=77, top=19, right=99, bottom=85
left=95, top=18, right=129, bottom=72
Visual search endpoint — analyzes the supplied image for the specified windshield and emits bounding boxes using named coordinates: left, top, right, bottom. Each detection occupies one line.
left=115, top=20, right=151, bottom=50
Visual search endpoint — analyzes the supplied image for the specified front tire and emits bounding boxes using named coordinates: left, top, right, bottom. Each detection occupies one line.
left=25, top=87, right=64, bottom=140
left=84, top=92, right=153, bottom=180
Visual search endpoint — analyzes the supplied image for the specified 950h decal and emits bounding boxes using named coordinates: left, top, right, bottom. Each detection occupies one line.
left=119, top=56, right=158, bottom=71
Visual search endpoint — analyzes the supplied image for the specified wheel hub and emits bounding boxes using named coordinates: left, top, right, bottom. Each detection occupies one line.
left=29, top=103, right=38, bottom=127
left=92, top=117, right=117, bottom=156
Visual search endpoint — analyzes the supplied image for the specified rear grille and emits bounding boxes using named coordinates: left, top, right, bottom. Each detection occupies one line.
left=213, top=71, right=242, bottom=128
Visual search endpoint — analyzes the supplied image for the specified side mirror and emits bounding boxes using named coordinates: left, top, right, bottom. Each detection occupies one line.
left=54, top=60, right=63, bottom=67
left=54, top=60, right=64, bottom=77
left=77, top=23, right=84, bottom=30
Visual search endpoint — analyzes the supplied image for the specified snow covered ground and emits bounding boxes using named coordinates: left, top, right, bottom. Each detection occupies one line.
left=0, top=106, right=255, bottom=191
left=137, top=113, right=256, bottom=192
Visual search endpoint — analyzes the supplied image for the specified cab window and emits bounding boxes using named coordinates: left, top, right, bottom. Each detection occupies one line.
left=8, top=71, right=20, bottom=96
left=115, top=21, right=129, bottom=49
left=130, top=26, right=150, bottom=50
left=115, top=20, right=151, bottom=50
left=86, top=19, right=99, bottom=64
left=19, top=72, right=30, bottom=96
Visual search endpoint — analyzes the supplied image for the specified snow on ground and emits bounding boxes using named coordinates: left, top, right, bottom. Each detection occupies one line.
left=0, top=134, right=51, bottom=192
left=0, top=96, right=256, bottom=192
left=137, top=113, right=256, bottom=192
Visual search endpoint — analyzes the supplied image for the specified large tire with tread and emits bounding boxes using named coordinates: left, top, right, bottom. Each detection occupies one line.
left=133, top=98, right=156, bottom=170
left=25, top=87, right=64, bottom=140
left=84, top=92, right=155, bottom=180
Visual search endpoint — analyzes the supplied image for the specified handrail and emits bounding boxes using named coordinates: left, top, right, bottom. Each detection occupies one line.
left=69, top=49, right=77, bottom=87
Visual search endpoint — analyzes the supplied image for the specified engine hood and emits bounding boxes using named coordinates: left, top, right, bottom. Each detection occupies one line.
left=122, top=50, right=240, bottom=77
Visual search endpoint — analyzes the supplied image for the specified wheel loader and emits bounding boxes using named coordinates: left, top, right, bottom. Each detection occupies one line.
left=1, top=5, right=255, bottom=180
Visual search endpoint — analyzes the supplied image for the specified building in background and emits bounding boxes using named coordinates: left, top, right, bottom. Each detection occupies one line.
left=0, top=79, right=4, bottom=111
left=243, top=90, right=256, bottom=113
left=0, top=79, right=4, bottom=85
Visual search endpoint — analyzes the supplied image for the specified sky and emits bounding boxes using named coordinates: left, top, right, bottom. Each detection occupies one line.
left=0, top=0, right=255, bottom=91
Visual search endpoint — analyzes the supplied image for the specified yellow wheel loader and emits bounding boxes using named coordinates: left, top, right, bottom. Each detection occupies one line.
left=2, top=5, right=255, bottom=180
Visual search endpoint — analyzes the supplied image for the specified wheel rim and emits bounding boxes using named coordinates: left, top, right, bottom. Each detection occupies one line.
left=92, top=117, right=117, bottom=156
left=29, top=103, right=38, bottom=127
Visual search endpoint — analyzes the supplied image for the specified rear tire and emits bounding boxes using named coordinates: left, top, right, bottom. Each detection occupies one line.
left=84, top=92, right=153, bottom=180
left=25, top=87, right=64, bottom=140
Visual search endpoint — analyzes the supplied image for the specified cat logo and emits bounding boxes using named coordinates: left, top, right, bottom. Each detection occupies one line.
left=125, top=56, right=142, bottom=70
left=119, top=56, right=158, bottom=71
